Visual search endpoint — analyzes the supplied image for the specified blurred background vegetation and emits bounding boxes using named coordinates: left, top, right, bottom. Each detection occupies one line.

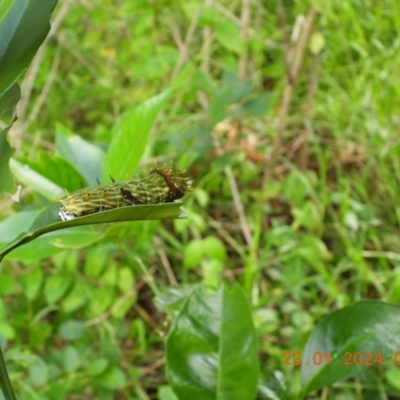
left=1, top=0, right=400, bottom=398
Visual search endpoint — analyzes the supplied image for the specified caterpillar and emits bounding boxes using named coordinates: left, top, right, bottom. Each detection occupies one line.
left=58, top=164, right=192, bottom=221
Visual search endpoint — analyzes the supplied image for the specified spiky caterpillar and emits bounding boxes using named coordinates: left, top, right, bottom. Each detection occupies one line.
left=58, top=165, right=192, bottom=221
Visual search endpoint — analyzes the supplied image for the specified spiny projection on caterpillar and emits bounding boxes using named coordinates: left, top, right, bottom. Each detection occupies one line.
left=58, top=164, right=192, bottom=221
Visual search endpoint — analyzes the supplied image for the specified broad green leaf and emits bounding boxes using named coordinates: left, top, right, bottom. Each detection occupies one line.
left=0, top=0, right=57, bottom=96
left=104, top=89, right=172, bottom=181
left=0, top=128, right=16, bottom=197
left=301, top=301, right=400, bottom=393
left=0, top=201, right=186, bottom=263
left=256, top=371, right=291, bottom=400
left=55, top=124, right=105, bottom=185
left=154, top=285, right=195, bottom=314
left=166, top=284, right=259, bottom=400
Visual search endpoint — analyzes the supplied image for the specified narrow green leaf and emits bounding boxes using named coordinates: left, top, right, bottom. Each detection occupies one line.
left=104, top=89, right=172, bottom=181
left=301, top=301, right=400, bottom=393
left=62, top=345, right=80, bottom=373
left=44, top=274, right=73, bottom=304
left=21, top=269, right=44, bottom=301
left=55, top=124, right=105, bottom=185
left=62, top=282, right=89, bottom=314
left=10, top=158, right=64, bottom=199
left=0, top=0, right=57, bottom=96
left=0, top=82, right=20, bottom=123
left=17, top=151, right=86, bottom=193
left=0, top=201, right=186, bottom=263
left=58, top=320, right=85, bottom=340
left=0, top=128, right=16, bottom=197
left=166, top=284, right=259, bottom=400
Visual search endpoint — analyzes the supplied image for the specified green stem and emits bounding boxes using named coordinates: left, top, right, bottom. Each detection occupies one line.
left=0, top=343, right=17, bottom=400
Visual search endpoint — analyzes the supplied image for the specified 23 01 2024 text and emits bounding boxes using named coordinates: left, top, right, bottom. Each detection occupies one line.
left=281, top=351, right=400, bottom=366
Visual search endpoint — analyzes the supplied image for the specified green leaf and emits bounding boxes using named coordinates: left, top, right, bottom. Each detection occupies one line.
left=158, top=385, right=179, bottom=400
left=0, top=128, right=16, bottom=197
left=215, top=21, right=243, bottom=54
left=166, top=284, right=259, bottom=400
left=0, top=273, right=15, bottom=295
left=117, top=267, right=134, bottom=293
left=256, top=371, right=291, bottom=400
left=104, top=89, right=172, bottom=181
left=84, top=246, right=109, bottom=278
left=0, top=209, right=41, bottom=248
left=62, top=282, right=88, bottom=314
left=10, top=158, right=65, bottom=200
left=154, top=285, right=195, bottom=314
left=58, top=320, right=85, bottom=340
left=243, top=92, right=272, bottom=117
left=18, top=151, right=86, bottom=193
left=0, top=82, right=20, bottom=123
left=44, top=274, right=73, bottom=304
left=0, top=0, right=57, bottom=96
left=283, top=169, right=313, bottom=205
left=87, top=358, right=109, bottom=377
left=301, top=301, right=400, bottom=393
left=28, top=357, right=48, bottom=387
left=56, top=124, right=106, bottom=185
left=202, top=236, right=227, bottom=262
left=154, top=285, right=193, bottom=316
left=21, top=268, right=43, bottom=301
left=0, top=201, right=186, bottom=263
left=86, top=287, right=113, bottom=315
left=95, top=366, right=127, bottom=390
left=62, top=345, right=80, bottom=373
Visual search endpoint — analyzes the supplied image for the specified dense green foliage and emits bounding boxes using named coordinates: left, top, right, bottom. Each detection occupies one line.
left=2, top=0, right=400, bottom=399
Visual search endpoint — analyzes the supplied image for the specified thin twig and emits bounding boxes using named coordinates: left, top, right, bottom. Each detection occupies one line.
left=238, top=0, right=251, bottom=79
left=262, top=7, right=317, bottom=186
left=209, top=0, right=279, bottom=48
left=224, top=165, right=253, bottom=247
left=172, top=7, right=201, bottom=78
left=299, top=51, right=319, bottom=171
left=164, top=9, right=185, bottom=51
left=84, top=289, right=137, bottom=327
left=18, top=0, right=74, bottom=120
left=153, top=237, right=178, bottom=285
left=22, top=50, right=61, bottom=133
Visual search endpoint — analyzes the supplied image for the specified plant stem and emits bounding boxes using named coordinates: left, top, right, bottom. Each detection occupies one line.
left=0, top=344, right=17, bottom=400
